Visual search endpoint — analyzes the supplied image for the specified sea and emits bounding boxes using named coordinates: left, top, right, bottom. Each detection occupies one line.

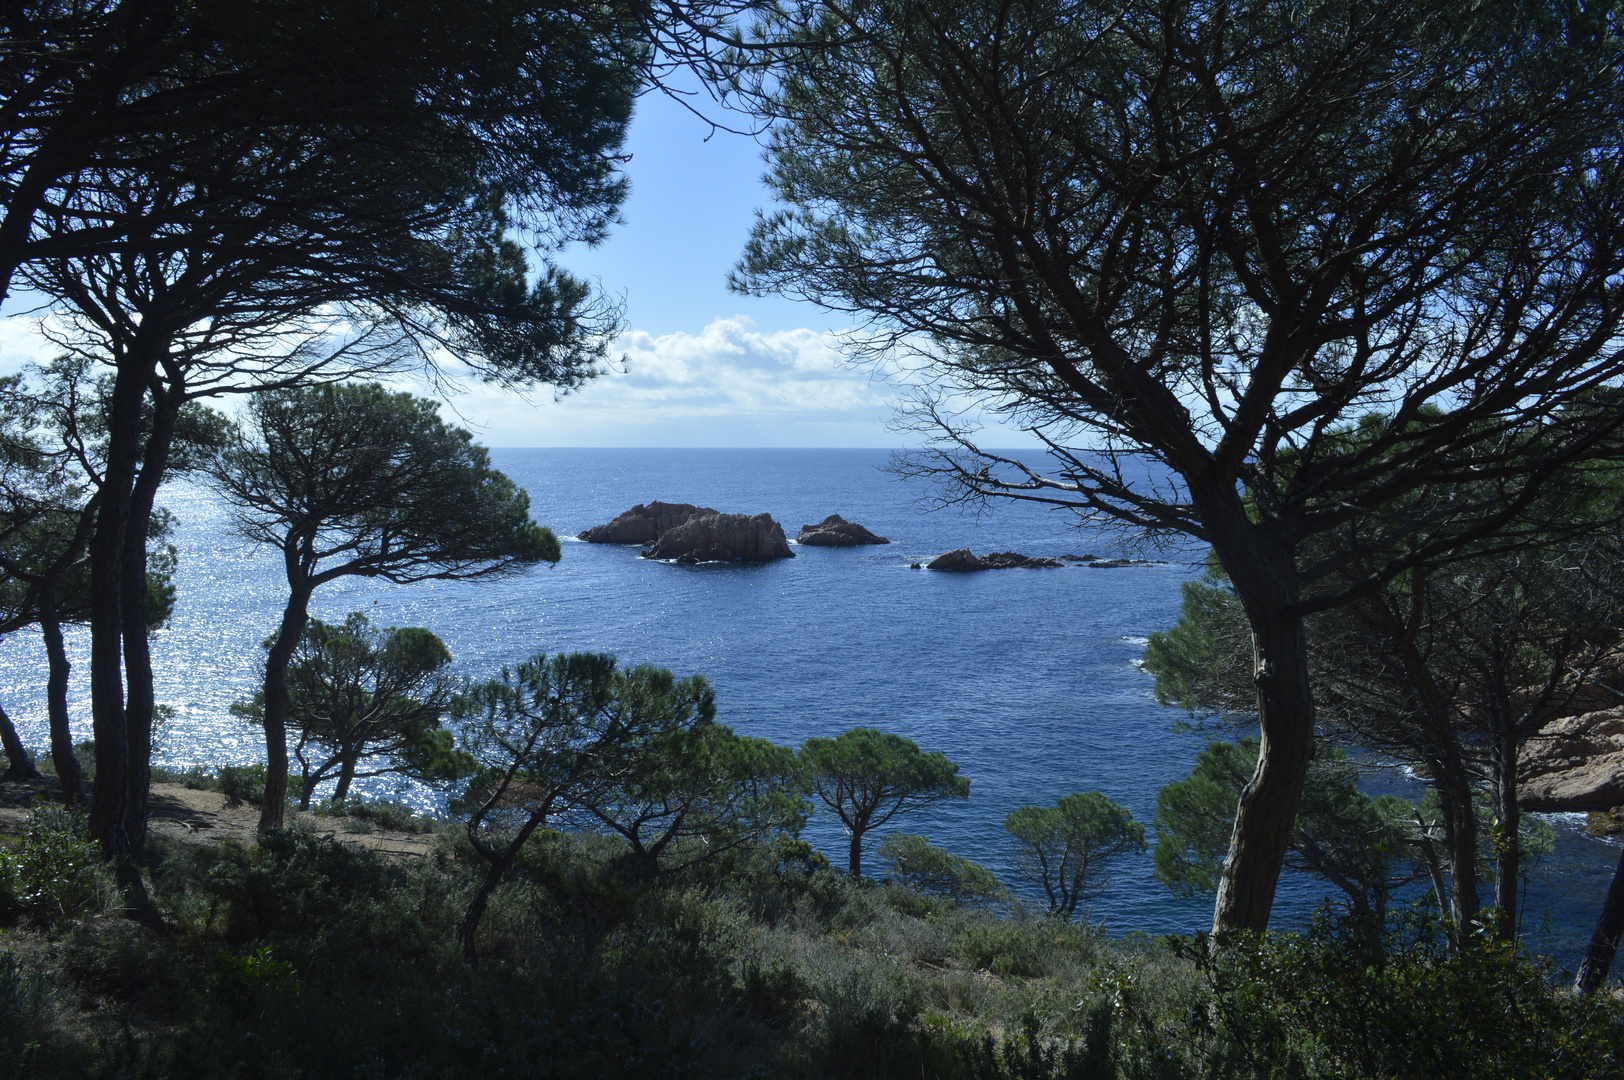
left=0, top=447, right=1614, bottom=969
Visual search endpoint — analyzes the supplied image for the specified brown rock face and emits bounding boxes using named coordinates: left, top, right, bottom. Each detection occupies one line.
left=1519, top=707, right=1624, bottom=811
left=579, top=501, right=715, bottom=544
left=797, top=514, right=890, bottom=546
left=641, top=512, right=795, bottom=562
left=924, top=549, right=1061, bottom=570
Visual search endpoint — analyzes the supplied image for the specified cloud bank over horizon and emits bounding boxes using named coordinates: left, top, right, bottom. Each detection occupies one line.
left=0, top=311, right=1042, bottom=449
left=426, top=315, right=931, bottom=447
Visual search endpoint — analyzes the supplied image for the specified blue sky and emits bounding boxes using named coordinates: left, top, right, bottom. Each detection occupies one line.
left=0, top=87, right=1036, bottom=449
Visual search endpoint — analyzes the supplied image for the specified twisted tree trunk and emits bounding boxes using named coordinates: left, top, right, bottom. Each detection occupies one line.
left=40, top=583, right=86, bottom=807
left=259, top=579, right=314, bottom=833
left=118, top=384, right=181, bottom=854
left=1577, top=845, right=1624, bottom=996
left=1205, top=510, right=1317, bottom=936
left=0, top=700, right=37, bottom=778
left=87, top=352, right=150, bottom=858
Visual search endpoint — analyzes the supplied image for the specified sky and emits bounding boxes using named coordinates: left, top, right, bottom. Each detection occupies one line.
left=0, top=85, right=1037, bottom=450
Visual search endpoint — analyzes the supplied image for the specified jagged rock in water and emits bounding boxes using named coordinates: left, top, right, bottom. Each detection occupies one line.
left=1079, top=557, right=1161, bottom=568
left=797, top=514, right=890, bottom=547
left=579, top=501, right=715, bottom=544
left=924, top=548, right=1061, bottom=571
left=1520, top=707, right=1624, bottom=811
left=641, top=512, right=795, bottom=563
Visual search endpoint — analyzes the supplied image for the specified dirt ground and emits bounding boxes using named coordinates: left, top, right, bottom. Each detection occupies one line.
left=0, top=775, right=437, bottom=859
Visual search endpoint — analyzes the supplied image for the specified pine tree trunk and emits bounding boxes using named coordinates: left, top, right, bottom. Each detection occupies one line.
left=1492, top=730, right=1520, bottom=941
left=1432, top=749, right=1482, bottom=939
left=1195, top=499, right=1319, bottom=937
left=460, top=808, right=549, bottom=964
left=848, top=829, right=864, bottom=878
left=1577, top=845, right=1624, bottom=996
left=0, top=700, right=37, bottom=778
left=333, top=757, right=357, bottom=804
left=259, top=582, right=314, bottom=834
left=40, top=584, right=85, bottom=808
left=1213, top=605, right=1315, bottom=935
left=116, top=387, right=180, bottom=856
left=87, top=354, right=151, bottom=858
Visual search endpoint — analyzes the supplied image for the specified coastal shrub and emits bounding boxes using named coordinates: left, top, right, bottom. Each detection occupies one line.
left=152, top=764, right=222, bottom=791
left=1193, top=909, right=1624, bottom=1079
left=960, top=1010, right=1116, bottom=1080
left=217, top=763, right=267, bottom=807
left=340, top=798, right=435, bottom=833
left=954, top=916, right=1096, bottom=979
left=812, top=965, right=926, bottom=1079
left=0, top=807, right=114, bottom=929
left=0, top=952, right=46, bottom=1080
left=199, top=829, right=404, bottom=940
left=879, top=834, right=1009, bottom=907
left=60, top=918, right=199, bottom=1019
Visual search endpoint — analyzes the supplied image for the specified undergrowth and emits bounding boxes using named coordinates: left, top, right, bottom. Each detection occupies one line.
left=0, top=804, right=1617, bottom=1079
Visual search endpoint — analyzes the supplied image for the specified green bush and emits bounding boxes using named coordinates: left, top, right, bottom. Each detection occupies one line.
left=0, top=807, right=114, bottom=929
left=0, top=952, right=45, bottom=1080
left=1190, top=908, right=1624, bottom=1080
left=200, top=828, right=405, bottom=940
left=879, top=834, right=1009, bottom=907
left=954, top=917, right=1095, bottom=978
left=217, top=763, right=267, bottom=806
left=339, top=798, right=434, bottom=833
left=149, top=764, right=221, bottom=791
left=959, top=1010, right=1115, bottom=1080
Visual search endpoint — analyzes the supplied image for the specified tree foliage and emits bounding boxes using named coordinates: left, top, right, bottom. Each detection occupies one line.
left=1005, top=792, right=1144, bottom=921
left=798, top=728, right=969, bottom=878
left=1153, top=740, right=1429, bottom=929
left=4, top=0, right=649, bottom=858
left=232, top=613, right=470, bottom=810
left=451, top=652, right=805, bottom=962
left=212, top=383, right=556, bottom=832
left=734, top=0, right=1624, bottom=934
left=1146, top=524, right=1612, bottom=942
left=877, top=833, right=1008, bottom=907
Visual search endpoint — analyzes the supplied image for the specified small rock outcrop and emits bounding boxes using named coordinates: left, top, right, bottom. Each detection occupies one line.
left=797, top=514, right=890, bottom=547
left=579, top=501, right=715, bottom=544
left=1060, top=553, right=1163, bottom=567
left=1519, top=707, right=1624, bottom=811
left=924, top=549, right=1062, bottom=571
left=641, top=512, right=795, bottom=563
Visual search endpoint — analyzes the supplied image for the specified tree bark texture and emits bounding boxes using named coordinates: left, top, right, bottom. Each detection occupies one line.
left=259, top=583, right=314, bottom=833
left=117, top=387, right=181, bottom=853
left=1492, top=730, right=1521, bottom=942
left=87, top=354, right=151, bottom=857
left=1577, top=845, right=1624, bottom=996
left=848, top=830, right=864, bottom=878
left=41, top=586, right=86, bottom=807
left=1205, top=517, right=1317, bottom=936
left=0, top=700, right=38, bottom=778
left=333, top=757, right=357, bottom=804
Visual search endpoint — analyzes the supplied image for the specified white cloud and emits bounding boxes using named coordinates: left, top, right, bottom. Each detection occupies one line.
left=0, top=309, right=1046, bottom=448
left=426, top=316, right=924, bottom=447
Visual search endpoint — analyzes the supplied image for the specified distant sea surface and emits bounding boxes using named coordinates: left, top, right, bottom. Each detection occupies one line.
left=1, top=448, right=1614, bottom=966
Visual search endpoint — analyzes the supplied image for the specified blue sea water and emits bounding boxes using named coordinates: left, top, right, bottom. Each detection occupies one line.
left=0, top=447, right=1614, bottom=968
